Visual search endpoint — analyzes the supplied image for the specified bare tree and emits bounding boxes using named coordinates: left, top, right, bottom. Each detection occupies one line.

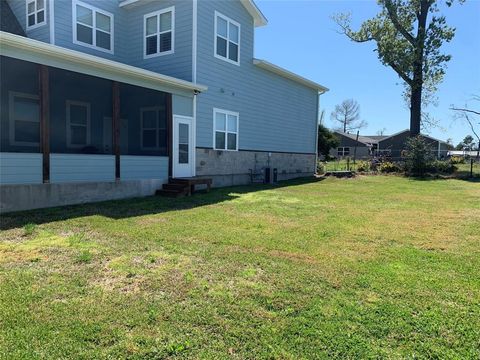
left=451, top=95, right=480, bottom=158
left=330, top=99, right=367, bottom=133
left=377, top=128, right=387, bottom=136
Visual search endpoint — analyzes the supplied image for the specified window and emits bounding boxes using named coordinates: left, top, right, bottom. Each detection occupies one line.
left=213, top=108, right=238, bottom=151
left=337, top=147, right=350, bottom=157
left=26, top=0, right=46, bottom=29
left=73, top=1, right=113, bottom=52
left=66, top=101, right=90, bottom=148
left=141, top=107, right=167, bottom=151
left=214, top=12, right=240, bottom=65
left=9, top=92, right=40, bottom=146
left=144, top=7, right=174, bottom=58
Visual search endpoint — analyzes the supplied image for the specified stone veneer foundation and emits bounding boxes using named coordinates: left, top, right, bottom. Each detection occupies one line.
left=195, top=148, right=316, bottom=187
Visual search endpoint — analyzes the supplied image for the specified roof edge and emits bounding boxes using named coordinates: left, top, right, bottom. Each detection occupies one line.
left=253, top=58, right=329, bottom=93
left=240, top=0, right=268, bottom=27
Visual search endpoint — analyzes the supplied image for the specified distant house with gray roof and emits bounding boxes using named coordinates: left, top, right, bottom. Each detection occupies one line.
left=329, top=130, right=449, bottom=160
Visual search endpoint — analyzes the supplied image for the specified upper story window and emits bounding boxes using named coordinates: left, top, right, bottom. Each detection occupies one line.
left=214, top=12, right=240, bottom=65
left=144, top=7, right=175, bottom=58
left=213, top=108, right=239, bottom=151
left=73, top=1, right=114, bottom=53
left=26, top=0, right=46, bottom=30
left=9, top=92, right=40, bottom=146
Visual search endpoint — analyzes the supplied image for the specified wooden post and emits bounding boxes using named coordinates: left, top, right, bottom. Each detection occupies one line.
left=39, top=65, right=50, bottom=183
left=166, top=93, right=173, bottom=179
left=112, top=81, right=120, bottom=180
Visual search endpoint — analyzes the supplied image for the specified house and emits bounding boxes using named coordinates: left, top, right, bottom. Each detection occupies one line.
left=0, top=0, right=328, bottom=212
left=330, top=129, right=448, bottom=160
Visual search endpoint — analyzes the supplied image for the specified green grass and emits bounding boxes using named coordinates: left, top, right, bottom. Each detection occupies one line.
left=1, top=176, right=479, bottom=359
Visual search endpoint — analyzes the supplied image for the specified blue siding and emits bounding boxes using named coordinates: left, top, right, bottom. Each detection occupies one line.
left=121, top=155, right=168, bottom=180
left=0, top=153, right=42, bottom=184
left=124, top=0, right=193, bottom=81
left=50, top=154, right=115, bottom=182
left=196, top=0, right=318, bottom=154
left=173, top=94, right=194, bottom=117
left=7, top=0, right=51, bottom=43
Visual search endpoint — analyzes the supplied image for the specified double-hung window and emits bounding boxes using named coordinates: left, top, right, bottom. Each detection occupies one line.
left=9, top=92, right=40, bottom=146
left=26, top=0, right=46, bottom=29
left=144, top=7, right=174, bottom=58
left=141, top=107, right=167, bottom=152
left=66, top=101, right=90, bottom=148
left=74, top=1, right=113, bottom=52
left=337, top=147, right=350, bottom=157
left=214, top=108, right=238, bottom=151
left=215, top=12, right=240, bottom=65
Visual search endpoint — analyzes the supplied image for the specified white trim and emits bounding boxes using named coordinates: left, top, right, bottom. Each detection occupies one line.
left=140, top=106, right=167, bottom=151
left=253, top=59, right=329, bottom=93
left=192, top=95, right=197, bottom=176
left=66, top=100, right=91, bottom=149
left=26, top=0, right=47, bottom=30
left=214, top=11, right=241, bottom=66
left=8, top=91, right=40, bottom=147
left=0, top=32, right=207, bottom=94
left=72, top=0, right=114, bottom=54
left=212, top=108, right=239, bottom=151
left=143, top=7, right=175, bottom=59
left=192, top=0, right=197, bottom=83
left=49, top=0, right=55, bottom=44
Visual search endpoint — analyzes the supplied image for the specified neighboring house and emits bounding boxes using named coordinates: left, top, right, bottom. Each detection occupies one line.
left=0, top=0, right=328, bottom=212
left=330, top=129, right=448, bottom=160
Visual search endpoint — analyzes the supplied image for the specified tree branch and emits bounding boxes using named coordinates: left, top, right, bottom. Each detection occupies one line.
left=450, top=107, right=480, bottom=116
left=384, top=0, right=416, bottom=46
left=386, top=59, right=413, bottom=85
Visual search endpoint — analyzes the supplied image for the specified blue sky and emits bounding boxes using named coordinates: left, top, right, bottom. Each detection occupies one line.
left=254, top=0, right=480, bottom=145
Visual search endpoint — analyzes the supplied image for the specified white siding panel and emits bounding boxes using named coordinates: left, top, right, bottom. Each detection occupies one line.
left=0, top=152, right=42, bottom=184
left=120, top=155, right=168, bottom=180
left=50, top=154, right=115, bottom=183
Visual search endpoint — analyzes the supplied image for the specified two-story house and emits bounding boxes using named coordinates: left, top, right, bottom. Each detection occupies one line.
left=0, top=0, right=328, bottom=212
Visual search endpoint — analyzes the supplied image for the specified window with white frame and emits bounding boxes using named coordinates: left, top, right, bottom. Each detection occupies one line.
left=9, top=92, right=40, bottom=146
left=67, top=101, right=90, bottom=148
left=74, top=1, right=113, bottom=52
left=144, top=7, right=174, bottom=58
left=214, top=108, right=238, bottom=151
left=215, top=12, right=240, bottom=64
left=337, top=147, right=350, bottom=157
left=141, top=107, right=167, bottom=152
left=26, top=0, right=46, bottom=29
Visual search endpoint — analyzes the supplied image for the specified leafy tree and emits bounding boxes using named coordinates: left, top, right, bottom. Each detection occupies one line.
left=334, top=0, right=463, bottom=136
left=330, top=99, right=367, bottom=133
left=317, top=124, right=340, bottom=158
left=404, top=135, right=434, bottom=176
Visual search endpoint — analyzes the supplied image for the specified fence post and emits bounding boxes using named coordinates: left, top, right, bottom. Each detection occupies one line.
left=471, top=158, right=474, bottom=178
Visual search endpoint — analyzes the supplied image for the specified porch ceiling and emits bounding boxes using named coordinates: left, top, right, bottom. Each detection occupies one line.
left=0, top=31, right=207, bottom=96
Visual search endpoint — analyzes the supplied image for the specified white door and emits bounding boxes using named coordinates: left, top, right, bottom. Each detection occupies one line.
left=173, top=115, right=194, bottom=178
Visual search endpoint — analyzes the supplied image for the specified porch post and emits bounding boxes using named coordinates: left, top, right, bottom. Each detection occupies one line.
left=112, top=81, right=120, bottom=180
left=166, top=93, right=173, bottom=179
left=39, top=65, right=50, bottom=183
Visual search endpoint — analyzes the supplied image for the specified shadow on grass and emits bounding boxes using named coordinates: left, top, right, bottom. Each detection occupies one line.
left=407, top=173, right=480, bottom=182
left=0, top=177, right=325, bottom=231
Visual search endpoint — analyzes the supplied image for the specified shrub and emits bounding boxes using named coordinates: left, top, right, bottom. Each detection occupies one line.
left=428, top=160, right=457, bottom=174
left=356, top=160, right=370, bottom=172
left=450, top=156, right=465, bottom=164
left=403, top=136, right=434, bottom=176
left=317, top=161, right=325, bottom=174
left=379, top=161, right=401, bottom=173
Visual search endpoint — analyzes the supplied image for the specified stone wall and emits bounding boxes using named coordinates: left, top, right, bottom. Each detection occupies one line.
left=196, top=148, right=316, bottom=187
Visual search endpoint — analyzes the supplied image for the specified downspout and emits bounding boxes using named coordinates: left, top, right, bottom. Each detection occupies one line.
left=315, top=90, right=326, bottom=173
left=192, top=0, right=197, bottom=83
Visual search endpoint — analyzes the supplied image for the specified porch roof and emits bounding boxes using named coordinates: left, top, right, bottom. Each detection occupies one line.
left=0, top=31, right=207, bottom=96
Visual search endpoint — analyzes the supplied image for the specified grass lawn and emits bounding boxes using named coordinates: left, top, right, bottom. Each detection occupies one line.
left=1, top=176, right=479, bottom=359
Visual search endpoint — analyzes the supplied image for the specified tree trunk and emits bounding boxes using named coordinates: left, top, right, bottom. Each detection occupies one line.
left=410, top=83, right=422, bottom=136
